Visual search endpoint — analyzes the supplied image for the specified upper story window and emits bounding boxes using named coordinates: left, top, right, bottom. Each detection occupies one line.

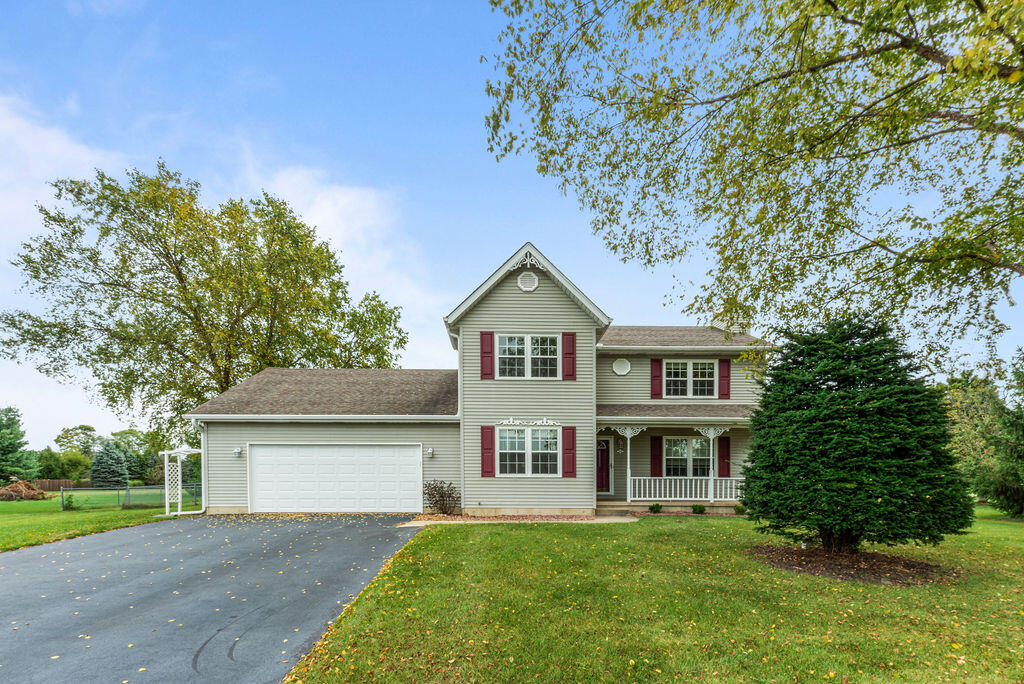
left=498, top=427, right=560, bottom=476
left=664, top=360, right=716, bottom=397
left=497, top=334, right=559, bottom=379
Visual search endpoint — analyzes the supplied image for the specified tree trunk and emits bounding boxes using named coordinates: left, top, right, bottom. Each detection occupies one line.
left=819, top=529, right=861, bottom=554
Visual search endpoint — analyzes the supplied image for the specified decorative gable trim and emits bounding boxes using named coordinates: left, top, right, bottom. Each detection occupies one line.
left=443, top=242, right=612, bottom=346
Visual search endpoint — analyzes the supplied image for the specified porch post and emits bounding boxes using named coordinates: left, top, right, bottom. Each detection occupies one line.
left=611, top=426, right=646, bottom=503
left=696, top=426, right=729, bottom=504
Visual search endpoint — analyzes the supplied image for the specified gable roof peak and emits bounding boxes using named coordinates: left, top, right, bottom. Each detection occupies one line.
left=443, top=242, right=611, bottom=344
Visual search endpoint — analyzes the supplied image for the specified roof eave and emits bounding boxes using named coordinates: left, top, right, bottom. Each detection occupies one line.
left=183, top=413, right=461, bottom=422
left=596, top=344, right=772, bottom=354
left=597, top=416, right=750, bottom=425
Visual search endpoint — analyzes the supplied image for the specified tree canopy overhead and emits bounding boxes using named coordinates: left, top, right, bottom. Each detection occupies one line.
left=1, top=163, right=408, bottom=434
left=487, top=0, right=1023, bottom=365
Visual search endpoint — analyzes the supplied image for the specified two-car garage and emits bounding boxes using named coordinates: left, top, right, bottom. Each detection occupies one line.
left=249, top=444, right=423, bottom=513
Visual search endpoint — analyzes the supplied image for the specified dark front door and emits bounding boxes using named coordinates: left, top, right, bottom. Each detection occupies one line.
left=596, top=439, right=610, bottom=492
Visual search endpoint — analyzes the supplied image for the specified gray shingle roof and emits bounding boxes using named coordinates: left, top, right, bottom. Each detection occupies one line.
left=597, top=326, right=762, bottom=347
left=187, top=368, right=458, bottom=417
left=597, top=404, right=754, bottom=419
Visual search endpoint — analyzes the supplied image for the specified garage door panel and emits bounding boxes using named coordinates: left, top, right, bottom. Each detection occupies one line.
left=250, top=444, right=422, bottom=513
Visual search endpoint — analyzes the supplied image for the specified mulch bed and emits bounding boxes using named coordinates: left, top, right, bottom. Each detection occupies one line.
left=751, top=545, right=953, bottom=586
left=632, top=511, right=741, bottom=517
left=414, top=514, right=596, bottom=522
left=0, top=480, right=50, bottom=501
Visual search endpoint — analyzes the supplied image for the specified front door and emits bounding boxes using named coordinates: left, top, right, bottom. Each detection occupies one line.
left=596, top=439, right=611, bottom=493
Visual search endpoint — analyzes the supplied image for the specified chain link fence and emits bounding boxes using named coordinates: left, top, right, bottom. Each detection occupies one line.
left=60, top=484, right=202, bottom=511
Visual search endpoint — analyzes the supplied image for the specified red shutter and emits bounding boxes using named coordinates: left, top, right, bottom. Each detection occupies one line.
left=650, top=435, right=663, bottom=478
left=718, top=436, right=731, bottom=478
left=561, top=426, right=576, bottom=477
left=480, top=331, right=494, bottom=380
left=481, top=425, right=495, bottom=477
left=718, top=358, right=731, bottom=399
left=650, top=358, right=663, bottom=399
left=561, top=332, right=576, bottom=380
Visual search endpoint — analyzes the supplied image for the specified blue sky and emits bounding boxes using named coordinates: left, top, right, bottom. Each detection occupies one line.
left=0, top=1, right=1019, bottom=447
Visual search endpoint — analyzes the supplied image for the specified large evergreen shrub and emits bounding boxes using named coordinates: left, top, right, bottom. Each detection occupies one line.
left=0, top=407, right=33, bottom=482
left=90, top=441, right=129, bottom=488
left=742, top=318, right=973, bottom=553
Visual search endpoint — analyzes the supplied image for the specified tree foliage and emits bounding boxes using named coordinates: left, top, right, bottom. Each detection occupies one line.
left=488, top=0, right=1024, bottom=365
left=938, top=373, right=1004, bottom=485
left=90, top=441, right=129, bottom=488
left=0, top=407, right=34, bottom=482
left=1, top=163, right=408, bottom=434
left=54, top=425, right=102, bottom=459
left=977, top=355, right=1024, bottom=515
left=742, top=318, right=973, bottom=552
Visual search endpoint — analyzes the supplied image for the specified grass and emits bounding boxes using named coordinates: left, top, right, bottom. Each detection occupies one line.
left=0, top=495, right=164, bottom=552
left=289, top=506, right=1024, bottom=682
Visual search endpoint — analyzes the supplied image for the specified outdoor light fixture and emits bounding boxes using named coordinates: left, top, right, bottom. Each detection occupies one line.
left=425, top=447, right=435, bottom=458
left=233, top=447, right=243, bottom=457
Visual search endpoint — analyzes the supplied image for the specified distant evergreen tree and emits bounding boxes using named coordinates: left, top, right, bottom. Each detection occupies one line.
left=742, top=318, right=974, bottom=553
left=0, top=407, right=33, bottom=482
left=978, top=356, right=1024, bottom=516
left=90, top=441, right=129, bottom=488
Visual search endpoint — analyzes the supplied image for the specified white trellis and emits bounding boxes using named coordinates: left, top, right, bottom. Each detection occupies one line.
left=162, top=447, right=202, bottom=516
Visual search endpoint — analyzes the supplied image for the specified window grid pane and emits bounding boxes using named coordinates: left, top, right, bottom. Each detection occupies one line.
left=531, top=428, right=559, bottom=475
left=497, top=335, right=526, bottom=378
left=665, top=438, right=688, bottom=477
left=691, top=438, right=711, bottom=477
left=665, top=362, right=688, bottom=396
left=692, top=362, right=715, bottom=396
left=498, top=429, right=527, bottom=475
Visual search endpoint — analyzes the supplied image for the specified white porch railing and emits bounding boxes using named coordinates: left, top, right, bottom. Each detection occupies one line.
left=630, top=477, right=744, bottom=502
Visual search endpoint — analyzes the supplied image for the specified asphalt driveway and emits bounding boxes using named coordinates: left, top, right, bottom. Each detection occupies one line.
left=0, top=514, right=417, bottom=683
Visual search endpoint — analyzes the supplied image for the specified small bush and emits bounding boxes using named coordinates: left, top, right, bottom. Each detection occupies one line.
left=648, top=503, right=662, bottom=513
left=691, top=504, right=706, bottom=515
left=128, top=479, right=144, bottom=487
left=63, top=493, right=77, bottom=511
left=733, top=504, right=747, bottom=515
left=423, top=480, right=460, bottom=515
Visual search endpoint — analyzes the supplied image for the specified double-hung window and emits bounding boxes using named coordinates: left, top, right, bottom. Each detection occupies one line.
left=663, top=437, right=712, bottom=477
left=497, top=334, right=559, bottom=379
left=663, top=360, right=717, bottom=397
left=497, top=427, right=560, bottom=476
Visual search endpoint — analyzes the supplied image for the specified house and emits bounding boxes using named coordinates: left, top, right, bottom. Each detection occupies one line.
left=185, top=242, right=765, bottom=515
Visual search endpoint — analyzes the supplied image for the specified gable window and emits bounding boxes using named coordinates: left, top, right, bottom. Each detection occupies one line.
left=498, top=427, right=560, bottom=476
left=663, top=360, right=717, bottom=397
left=497, top=334, right=559, bottom=379
left=663, top=437, right=712, bottom=476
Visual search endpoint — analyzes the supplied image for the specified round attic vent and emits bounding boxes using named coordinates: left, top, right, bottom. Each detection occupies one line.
left=517, top=270, right=539, bottom=292
left=612, top=358, right=631, bottom=376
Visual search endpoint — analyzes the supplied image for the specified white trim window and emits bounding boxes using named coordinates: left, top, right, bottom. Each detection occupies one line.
left=498, top=427, right=561, bottom=476
left=664, top=437, right=712, bottom=477
left=497, top=334, right=560, bottom=379
left=664, top=360, right=717, bottom=397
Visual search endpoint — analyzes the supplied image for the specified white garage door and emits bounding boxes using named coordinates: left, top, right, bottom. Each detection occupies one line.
left=249, top=444, right=423, bottom=513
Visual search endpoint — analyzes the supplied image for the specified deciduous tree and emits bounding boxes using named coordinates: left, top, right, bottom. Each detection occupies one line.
left=488, top=0, right=1024, bottom=365
left=1, top=163, right=408, bottom=435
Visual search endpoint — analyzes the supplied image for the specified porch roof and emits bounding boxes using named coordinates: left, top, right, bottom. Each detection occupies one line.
left=597, top=403, right=752, bottom=423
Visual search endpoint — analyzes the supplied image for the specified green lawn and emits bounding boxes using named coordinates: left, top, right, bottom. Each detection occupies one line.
left=0, top=496, right=163, bottom=552
left=289, top=507, right=1024, bottom=682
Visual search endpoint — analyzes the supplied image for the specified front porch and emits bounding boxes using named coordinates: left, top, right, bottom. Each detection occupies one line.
left=595, top=416, right=750, bottom=504
left=595, top=499, right=739, bottom=516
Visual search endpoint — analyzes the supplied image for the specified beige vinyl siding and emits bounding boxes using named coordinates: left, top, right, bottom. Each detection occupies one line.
left=597, top=427, right=750, bottom=500
left=204, top=421, right=459, bottom=509
left=460, top=269, right=598, bottom=510
left=596, top=354, right=761, bottom=404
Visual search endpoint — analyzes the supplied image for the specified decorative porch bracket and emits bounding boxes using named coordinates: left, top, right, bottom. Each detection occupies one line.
left=610, top=426, right=646, bottom=502
left=695, top=426, right=730, bottom=502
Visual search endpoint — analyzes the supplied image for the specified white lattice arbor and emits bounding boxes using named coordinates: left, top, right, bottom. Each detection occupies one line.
left=162, top=447, right=201, bottom=516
